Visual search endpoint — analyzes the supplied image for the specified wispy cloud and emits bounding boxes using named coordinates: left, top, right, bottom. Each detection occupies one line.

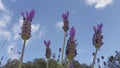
left=12, top=17, right=22, bottom=40
left=0, top=29, right=11, bottom=39
left=86, top=0, right=113, bottom=9
left=0, top=0, right=6, bottom=11
left=31, top=24, right=40, bottom=34
left=0, top=0, right=12, bottom=40
left=55, top=21, right=63, bottom=30
left=0, top=0, right=17, bottom=60
left=0, top=14, right=11, bottom=28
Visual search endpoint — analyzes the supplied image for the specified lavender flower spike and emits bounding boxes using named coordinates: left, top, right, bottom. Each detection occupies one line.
left=62, top=11, right=69, bottom=20
left=70, top=27, right=75, bottom=39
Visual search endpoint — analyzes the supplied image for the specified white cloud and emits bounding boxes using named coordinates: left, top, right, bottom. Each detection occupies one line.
left=7, top=44, right=19, bottom=60
left=0, top=0, right=12, bottom=40
left=12, top=17, right=22, bottom=40
left=0, top=0, right=6, bottom=11
left=0, top=14, right=11, bottom=28
left=0, top=29, right=11, bottom=40
left=31, top=24, right=40, bottom=34
left=55, top=21, right=63, bottom=30
left=86, top=0, right=113, bottom=9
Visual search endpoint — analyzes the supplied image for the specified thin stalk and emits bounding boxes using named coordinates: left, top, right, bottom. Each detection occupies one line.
left=18, top=40, right=26, bottom=68
left=91, top=48, right=98, bottom=68
left=61, top=32, right=67, bottom=63
left=67, top=60, right=70, bottom=68
left=46, top=58, right=49, bottom=68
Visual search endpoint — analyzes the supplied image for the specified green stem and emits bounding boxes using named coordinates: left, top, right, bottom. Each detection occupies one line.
left=91, top=48, right=98, bottom=68
left=18, top=40, right=26, bottom=68
left=61, top=32, right=67, bottom=63
left=67, top=60, right=70, bottom=68
left=46, top=58, right=49, bottom=68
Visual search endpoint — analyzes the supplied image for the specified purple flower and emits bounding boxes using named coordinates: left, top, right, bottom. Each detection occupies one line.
left=21, top=12, right=25, bottom=19
left=44, top=40, right=51, bottom=48
left=70, top=27, right=75, bottom=39
left=62, top=11, right=69, bottom=20
left=93, top=23, right=103, bottom=33
left=26, top=11, right=29, bottom=19
left=93, top=26, right=97, bottom=33
left=29, top=9, right=35, bottom=20
left=21, top=9, right=35, bottom=20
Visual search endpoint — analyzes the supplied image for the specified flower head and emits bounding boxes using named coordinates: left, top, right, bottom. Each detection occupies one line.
left=93, top=23, right=103, bottom=49
left=44, top=40, right=51, bottom=59
left=20, top=9, right=35, bottom=40
left=62, top=11, right=69, bottom=32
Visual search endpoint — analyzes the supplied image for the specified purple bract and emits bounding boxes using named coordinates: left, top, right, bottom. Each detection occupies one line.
left=93, top=23, right=103, bottom=33
left=62, top=11, right=69, bottom=20
left=44, top=40, right=51, bottom=48
left=21, top=9, right=35, bottom=20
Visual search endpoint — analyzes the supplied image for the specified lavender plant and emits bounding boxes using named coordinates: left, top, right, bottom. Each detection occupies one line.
left=61, top=11, right=69, bottom=63
left=44, top=40, right=51, bottom=68
left=18, top=9, right=35, bottom=68
left=91, top=23, right=103, bottom=68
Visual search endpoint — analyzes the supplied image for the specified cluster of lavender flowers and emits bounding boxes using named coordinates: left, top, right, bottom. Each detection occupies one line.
left=93, top=23, right=103, bottom=49
left=66, top=27, right=77, bottom=61
left=62, top=11, right=69, bottom=32
left=20, top=9, right=35, bottom=40
left=44, top=40, right=51, bottom=59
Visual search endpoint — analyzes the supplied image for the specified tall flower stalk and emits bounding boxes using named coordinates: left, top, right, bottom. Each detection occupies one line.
left=44, top=40, right=51, bottom=68
left=18, top=9, right=35, bottom=68
left=91, top=23, right=103, bottom=68
left=61, top=11, right=69, bottom=64
left=66, top=27, right=77, bottom=68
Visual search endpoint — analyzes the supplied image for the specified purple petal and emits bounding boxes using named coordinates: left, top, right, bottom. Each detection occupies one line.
left=26, top=11, right=29, bottom=19
left=47, top=40, right=51, bottom=47
left=62, top=13, right=67, bottom=19
left=70, top=27, right=75, bottom=39
left=99, top=23, right=103, bottom=30
left=62, top=11, right=69, bottom=20
left=97, top=24, right=100, bottom=30
left=93, top=26, right=97, bottom=32
left=44, top=40, right=47, bottom=46
left=21, top=12, right=25, bottom=18
left=29, top=9, right=35, bottom=19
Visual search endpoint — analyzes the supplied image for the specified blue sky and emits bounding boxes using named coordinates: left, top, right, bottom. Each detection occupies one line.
left=0, top=0, right=120, bottom=66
